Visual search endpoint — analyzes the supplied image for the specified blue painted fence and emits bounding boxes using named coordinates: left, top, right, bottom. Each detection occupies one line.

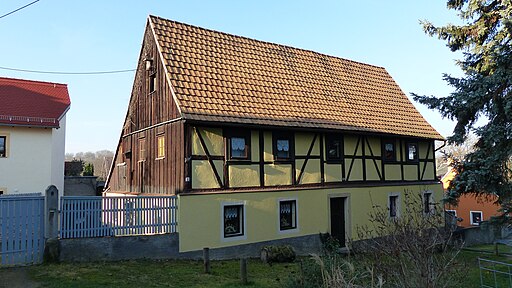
left=60, top=196, right=177, bottom=239
left=0, top=194, right=45, bottom=266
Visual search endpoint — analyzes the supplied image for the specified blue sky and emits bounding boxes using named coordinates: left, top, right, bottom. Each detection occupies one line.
left=0, top=1, right=462, bottom=153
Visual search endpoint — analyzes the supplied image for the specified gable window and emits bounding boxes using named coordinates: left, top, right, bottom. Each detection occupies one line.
left=383, top=140, right=396, bottom=162
left=157, top=135, right=165, bottom=158
left=139, top=138, right=146, bottom=161
left=0, top=136, right=6, bottom=157
left=326, top=135, right=342, bottom=161
left=407, top=142, right=418, bottom=162
left=223, top=204, right=244, bottom=238
left=279, top=200, right=297, bottom=231
left=389, top=195, right=399, bottom=218
left=273, top=133, right=293, bottom=160
left=470, top=211, right=483, bottom=225
left=149, top=72, right=156, bottom=93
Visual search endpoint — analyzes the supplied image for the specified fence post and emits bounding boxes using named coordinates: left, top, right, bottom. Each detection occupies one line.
left=203, top=247, right=210, bottom=274
left=44, top=185, right=59, bottom=262
left=240, top=258, right=248, bottom=285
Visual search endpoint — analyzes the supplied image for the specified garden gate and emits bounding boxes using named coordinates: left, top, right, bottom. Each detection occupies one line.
left=0, top=193, right=45, bottom=266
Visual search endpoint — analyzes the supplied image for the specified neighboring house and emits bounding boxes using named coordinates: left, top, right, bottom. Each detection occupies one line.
left=442, top=169, right=500, bottom=227
left=105, top=16, right=444, bottom=255
left=0, top=77, right=70, bottom=197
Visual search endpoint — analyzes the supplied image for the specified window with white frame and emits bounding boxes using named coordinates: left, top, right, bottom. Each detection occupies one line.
left=470, top=211, right=483, bottom=225
left=223, top=204, right=244, bottom=238
left=0, top=136, right=6, bottom=157
left=388, top=194, right=399, bottom=218
left=279, top=200, right=297, bottom=230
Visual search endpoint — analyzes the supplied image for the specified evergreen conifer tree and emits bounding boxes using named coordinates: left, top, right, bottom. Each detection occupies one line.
left=413, top=1, right=512, bottom=219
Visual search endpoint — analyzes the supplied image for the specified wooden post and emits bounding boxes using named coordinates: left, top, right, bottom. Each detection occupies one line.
left=240, top=258, right=248, bottom=285
left=203, top=248, right=210, bottom=274
left=495, top=242, right=499, bottom=256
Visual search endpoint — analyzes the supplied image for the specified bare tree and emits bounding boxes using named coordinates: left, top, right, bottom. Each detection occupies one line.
left=65, top=150, right=114, bottom=180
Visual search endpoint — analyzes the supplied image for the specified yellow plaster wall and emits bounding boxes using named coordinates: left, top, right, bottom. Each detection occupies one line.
left=366, top=137, right=381, bottom=156
left=295, top=159, right=321, bottom=184
left=421, top=162, right=435, bottom=180
left=191, top=127, right=224, bottom=156
left=346, top=159, right=363, bottom=181
left=365, top=159, right=382, bottom=181
left=229, top=165, right=260, bottom=188
left=177, top=183, right=444, bottom=252
left=295, top=132, right=319, bottom=156
left=384, top=164, right=402, bottom=181
left=191, top=160, right=224, bottom=189
left=324, top=164, right=342, bottom=182
left=403, top=164, right=419, bottom=181
left=264, top=164, right=292, bottom=186
left=344, top=135, right=361, bottom=156
left=263, top=131, right=273, bottom=161
left=251, top=130, right=259, bottom=161
left=419, top=142, right=431, bottom=159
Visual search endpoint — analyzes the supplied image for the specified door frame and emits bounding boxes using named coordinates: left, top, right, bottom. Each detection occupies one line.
left=328, top=193, right=351, bottom=246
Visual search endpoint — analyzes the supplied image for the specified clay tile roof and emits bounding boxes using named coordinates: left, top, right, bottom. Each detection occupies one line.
left=149, top=15, right=443, bottom=140
left=0, top=77, right=71, bottom=128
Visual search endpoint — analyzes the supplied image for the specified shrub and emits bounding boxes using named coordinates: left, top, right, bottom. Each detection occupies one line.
left=261, top=245, right=296, bottom=264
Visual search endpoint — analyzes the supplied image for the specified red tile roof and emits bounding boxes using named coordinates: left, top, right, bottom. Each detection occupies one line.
left=0, top=77, right=70, bottom=128
left=149, top=16, right=443, bottom=140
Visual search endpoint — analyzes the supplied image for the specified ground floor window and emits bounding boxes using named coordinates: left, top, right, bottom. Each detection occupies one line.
left=388, top=195, right=399, bottom=218
left=224, top=204, right=244, bottom=238
left=423, top=192, right=434, bottom=215
left=0, top=136, right=6, bottom=157
left=470, top=211, right=483, bottom=225
left=279, top=200, right=297, bottom=230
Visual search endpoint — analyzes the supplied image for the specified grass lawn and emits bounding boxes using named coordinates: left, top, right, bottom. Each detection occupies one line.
left=23, top=245, right=512, bottom=287
left=28, top=258, right=298, bottom=288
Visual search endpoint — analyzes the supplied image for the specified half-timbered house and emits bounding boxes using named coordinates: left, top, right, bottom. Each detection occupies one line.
left=106, top=15, right=444, bottom=255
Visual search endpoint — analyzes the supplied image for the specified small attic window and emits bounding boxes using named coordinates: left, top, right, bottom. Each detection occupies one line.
left=149, top=72, right=156, bottom=93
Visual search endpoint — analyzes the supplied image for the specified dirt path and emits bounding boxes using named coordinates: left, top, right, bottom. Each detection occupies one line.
left=0, top=267, right=40, bottom=288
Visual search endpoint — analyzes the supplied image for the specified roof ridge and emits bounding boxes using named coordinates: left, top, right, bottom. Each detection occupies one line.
left=0, top=76, right=68, bottom=87
left=148, top=15, right=386, bottom=71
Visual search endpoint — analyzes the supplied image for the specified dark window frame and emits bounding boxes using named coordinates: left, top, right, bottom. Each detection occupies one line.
left=272, top=131, right=294, bottom=161
left=0, top=136, right=6, bottom=158
left=389, top=195, right=399, bottom=218
left=382, top=139, right=397, bottom=162
left=325, top=134, right=343, bottom=162
left=223, top=204, right=244, bottom=238
left=279, top=200, right=297, bottom=231
left=149, top=72, right=157, bottom=93
left=423, top=192, right=433, bottom=214
left=406, top=142, right=419, bottom=162
left=226, top=129, right=251, bottom=160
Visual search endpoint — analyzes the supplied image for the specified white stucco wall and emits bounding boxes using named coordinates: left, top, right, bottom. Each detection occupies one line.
left=0, top=123, right=65, bottom=197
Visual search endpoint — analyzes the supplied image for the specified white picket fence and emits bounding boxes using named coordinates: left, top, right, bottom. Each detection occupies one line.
left=60, top=196, right=177, bottom=239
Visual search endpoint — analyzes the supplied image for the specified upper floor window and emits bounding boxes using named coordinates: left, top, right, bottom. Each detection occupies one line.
left=383, top=140, right=396, bottom=162
left=139, top=138, right=146, bottom=161
left=273, top=132, right=293, bottom=160
left=470, top=211, right=482, bottom=225
left=226, top=129, right=250, bottom=160
left=0, top=136, right=6, bottom=157
left=326, top=135, right=342, bottom=161
left=149, top=72, right=156, bottom=93
left=407, top=142, right=418, bottom=162
left=157, top=135, right=165, bottom=158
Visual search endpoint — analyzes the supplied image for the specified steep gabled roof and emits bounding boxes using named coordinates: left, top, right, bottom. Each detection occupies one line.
left=149, top=15, right=443, bottom=140
left=0, top=77, right=70, bottom=128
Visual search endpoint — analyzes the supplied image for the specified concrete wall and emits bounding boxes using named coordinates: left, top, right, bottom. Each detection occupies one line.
left=58, top=233, right=321, bottom=262
left=64, top=176, right=98, bottom=196
left=51, top=116, right=66, bottom=197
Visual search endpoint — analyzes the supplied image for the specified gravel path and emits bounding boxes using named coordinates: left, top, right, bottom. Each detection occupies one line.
left=0, top=267, right=39, bottom=288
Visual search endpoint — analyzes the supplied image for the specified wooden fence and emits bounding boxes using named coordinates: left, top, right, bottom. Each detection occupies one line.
left=60, top=196, right=177, bottom=239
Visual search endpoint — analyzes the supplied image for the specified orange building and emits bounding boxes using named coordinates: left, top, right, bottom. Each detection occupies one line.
left=442, top=170, right=500, bottom=227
